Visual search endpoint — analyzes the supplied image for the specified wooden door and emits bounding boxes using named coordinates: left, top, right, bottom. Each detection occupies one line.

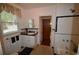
left=41, top=16, right=51, bottom=46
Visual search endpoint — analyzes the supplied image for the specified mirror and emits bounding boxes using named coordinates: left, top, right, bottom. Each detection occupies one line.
left=27, top=19, right=34, bottom=28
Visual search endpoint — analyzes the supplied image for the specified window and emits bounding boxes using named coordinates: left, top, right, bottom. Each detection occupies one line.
left=0, top=10, right=18, bottom=34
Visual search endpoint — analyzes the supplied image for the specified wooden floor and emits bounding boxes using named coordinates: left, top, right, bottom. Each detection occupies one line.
left=30, top=45, right=54, bottom=55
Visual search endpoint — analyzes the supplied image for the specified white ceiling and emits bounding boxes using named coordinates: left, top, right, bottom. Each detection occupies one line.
left=16, top=3, right=56, bottom=9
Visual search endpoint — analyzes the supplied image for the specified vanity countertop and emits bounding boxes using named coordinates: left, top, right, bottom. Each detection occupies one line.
left=20, top=28, right=38, bottom=36
left=20, top=32, right=38, bottom=36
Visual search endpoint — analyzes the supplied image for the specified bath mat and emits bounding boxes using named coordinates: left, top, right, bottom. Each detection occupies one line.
left=18, top=47, right=33, bottom=55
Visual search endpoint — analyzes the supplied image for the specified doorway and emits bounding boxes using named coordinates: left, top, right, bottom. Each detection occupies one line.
left=40, top=16, right=51, bottom=46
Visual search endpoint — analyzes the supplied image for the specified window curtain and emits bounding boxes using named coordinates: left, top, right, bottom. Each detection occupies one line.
left=0, top=3, right=21, bottom=17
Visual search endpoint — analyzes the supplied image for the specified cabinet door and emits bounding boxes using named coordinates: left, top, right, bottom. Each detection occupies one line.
left=3, top=37, right=12, bottom=54
left=27, top=36, right=36, bottom=47
left=20, top=35, right=29, bottom=47
left=54, top=34, right=71, bottom=54
left=24, top=36, right=36, bottom=48
left=20, top=35, right=37, bottom=48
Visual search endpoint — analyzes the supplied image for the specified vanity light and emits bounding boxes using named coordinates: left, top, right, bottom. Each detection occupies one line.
left=50, top=22, right=52, bottom=26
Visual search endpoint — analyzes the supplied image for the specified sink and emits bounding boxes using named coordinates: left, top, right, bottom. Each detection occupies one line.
left=21, top=28, right=38, bottom=36
left=27, top=30, right=37, bottom=35
left=27, top=33, right=35, bottom=35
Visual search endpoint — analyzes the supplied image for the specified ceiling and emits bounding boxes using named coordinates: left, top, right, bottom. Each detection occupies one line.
left=16, top=3, right=56, bottom=9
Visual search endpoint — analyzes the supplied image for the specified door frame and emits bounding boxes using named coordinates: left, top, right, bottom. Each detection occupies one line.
left=39, top=16, right=51, bottom=46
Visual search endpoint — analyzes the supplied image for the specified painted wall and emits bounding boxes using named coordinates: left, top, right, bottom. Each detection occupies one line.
left=56, top=4, right=74, bottom=16
left=20, top=35, right=37, bottom=48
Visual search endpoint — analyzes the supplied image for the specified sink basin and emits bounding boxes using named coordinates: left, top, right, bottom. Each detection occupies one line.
left=27, top=33, right=35, bottom=35
left=27, top=31, right=38, bottom=36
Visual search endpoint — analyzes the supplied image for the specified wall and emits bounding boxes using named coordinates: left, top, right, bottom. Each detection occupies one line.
left=19, top=9, right=30, bottom=29
left=56, top=4, right=74, bottom=16
left=73, top=4, right=79, bottom=45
